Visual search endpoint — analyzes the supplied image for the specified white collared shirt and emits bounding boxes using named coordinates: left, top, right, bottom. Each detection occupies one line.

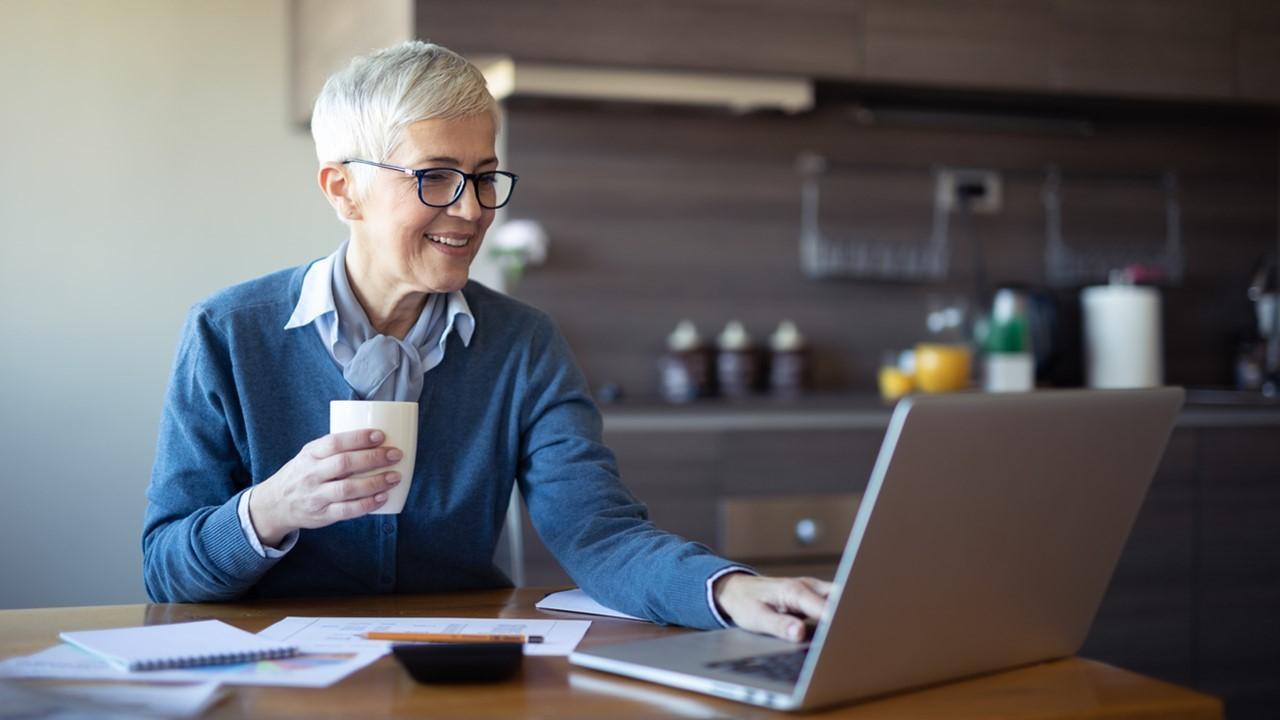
left=283, top=248, right=474, bottom=375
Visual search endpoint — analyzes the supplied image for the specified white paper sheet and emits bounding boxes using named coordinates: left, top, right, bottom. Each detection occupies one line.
left=258, top=616, right=591, bottom=657
left=535, top=588, right=650, bottom=622
left=0, top=679, right=224, bottom=720
left=0, top=644, right=384, bottom=688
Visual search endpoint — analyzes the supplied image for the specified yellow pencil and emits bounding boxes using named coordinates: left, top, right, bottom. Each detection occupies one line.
left=360, top=631, right=544, bottom=644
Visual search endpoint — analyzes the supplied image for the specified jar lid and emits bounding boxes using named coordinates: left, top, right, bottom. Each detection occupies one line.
left=667, top=320, right=702, bottom=352
left=717, top=320, right=752, bottom=351
left=769, top=320, right=805, bottom=351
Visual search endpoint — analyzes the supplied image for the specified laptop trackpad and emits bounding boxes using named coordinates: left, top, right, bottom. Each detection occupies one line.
left=580, top=628, right=807, bottom=692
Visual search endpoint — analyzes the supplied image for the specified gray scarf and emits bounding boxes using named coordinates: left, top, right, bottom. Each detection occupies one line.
left=331, top=243, right=445, bottom=402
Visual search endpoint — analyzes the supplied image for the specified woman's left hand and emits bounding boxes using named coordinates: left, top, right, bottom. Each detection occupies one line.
left=712, top=573, right=833, bottom=642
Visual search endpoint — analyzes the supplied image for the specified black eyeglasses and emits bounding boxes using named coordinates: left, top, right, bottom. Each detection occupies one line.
left=342, top=159, right=518, bottom=209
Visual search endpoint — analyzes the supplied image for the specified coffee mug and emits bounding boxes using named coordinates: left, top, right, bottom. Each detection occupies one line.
left=329, top=400, right=418, bottom=514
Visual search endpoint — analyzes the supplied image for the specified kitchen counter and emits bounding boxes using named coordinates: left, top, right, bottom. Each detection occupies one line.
left=600, top=391, right=1280, bottom=432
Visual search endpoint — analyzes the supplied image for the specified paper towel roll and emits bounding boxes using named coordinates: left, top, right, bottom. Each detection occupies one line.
left=1081, top=284, right=1163, bottom=388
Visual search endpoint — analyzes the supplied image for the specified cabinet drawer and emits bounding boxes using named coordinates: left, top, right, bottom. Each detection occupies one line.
left=718, top=494, right=861, bottom=561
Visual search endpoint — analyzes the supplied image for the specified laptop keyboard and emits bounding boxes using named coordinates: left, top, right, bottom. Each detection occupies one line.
left=706, top=648, right=808, bottom=685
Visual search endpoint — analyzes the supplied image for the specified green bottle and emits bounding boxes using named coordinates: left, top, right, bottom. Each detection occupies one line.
left=983, top=289, right=1034, bottom=392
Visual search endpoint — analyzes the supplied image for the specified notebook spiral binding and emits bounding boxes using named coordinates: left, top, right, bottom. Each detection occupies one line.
left=130, top=646, right=297, bottom=671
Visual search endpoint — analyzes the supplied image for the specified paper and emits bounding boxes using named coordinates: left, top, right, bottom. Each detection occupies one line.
left=1082, top=284, right=1163, bottom=388
left=59, top=619, right=296, bottom=672
left=259, top=616, right=591, bottom=657
left=0, top=643, right=383, bottom=688
left=0, top=679, right=225, bottom=719
left=536, top=588, right=650, bottom=622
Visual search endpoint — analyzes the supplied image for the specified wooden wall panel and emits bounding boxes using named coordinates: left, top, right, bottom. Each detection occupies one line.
left=504, top=100, right=1277, bottom=398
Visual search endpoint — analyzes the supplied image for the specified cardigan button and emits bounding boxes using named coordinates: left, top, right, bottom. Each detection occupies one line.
left=382, top=522, right=395, bottom=535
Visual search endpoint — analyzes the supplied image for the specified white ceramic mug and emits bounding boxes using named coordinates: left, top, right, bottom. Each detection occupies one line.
left=329, top=400, right=418, bottom=514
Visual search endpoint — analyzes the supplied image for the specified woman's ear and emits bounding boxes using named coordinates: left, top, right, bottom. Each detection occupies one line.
left=318, top=163, right=362, bottom=221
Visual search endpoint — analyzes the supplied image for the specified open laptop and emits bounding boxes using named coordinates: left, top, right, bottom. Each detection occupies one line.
left=570, top=388, right=1184, bottom=712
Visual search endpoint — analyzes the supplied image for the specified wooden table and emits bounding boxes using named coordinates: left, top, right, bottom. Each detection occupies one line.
left=0, top=588, right=1222, bottom=718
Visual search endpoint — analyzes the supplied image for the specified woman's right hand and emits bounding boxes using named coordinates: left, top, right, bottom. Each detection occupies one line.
left=248, top=429, right=402, bottom=547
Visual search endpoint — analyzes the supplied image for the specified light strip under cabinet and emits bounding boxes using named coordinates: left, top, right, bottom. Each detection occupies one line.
left=474, top=56, right=813, bottom=114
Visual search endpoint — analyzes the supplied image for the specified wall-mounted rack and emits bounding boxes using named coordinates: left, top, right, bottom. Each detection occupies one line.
left=1042, top=166, right=1183, bottom=286
left=798, top=154, right=951, bottom=282
left=799, top=154, right=1185, bottom=287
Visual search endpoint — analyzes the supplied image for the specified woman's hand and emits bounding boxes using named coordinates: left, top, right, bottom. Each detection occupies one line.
left=712, top=573, right=833, bottom=642
left=248, top=429, right=403, bottom=547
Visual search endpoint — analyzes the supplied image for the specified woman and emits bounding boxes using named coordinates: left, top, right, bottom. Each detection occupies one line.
left=142, top=41, right=828, bottom=641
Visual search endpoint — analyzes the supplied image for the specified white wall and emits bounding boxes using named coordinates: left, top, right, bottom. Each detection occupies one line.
left=0, top=0, right=362, bottom=608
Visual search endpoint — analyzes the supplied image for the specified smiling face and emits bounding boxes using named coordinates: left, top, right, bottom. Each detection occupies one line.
left=345, top=114, right=499, bottom=300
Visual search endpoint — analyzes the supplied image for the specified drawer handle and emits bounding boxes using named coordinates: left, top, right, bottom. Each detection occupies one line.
left=795, top=518, right=820, bottom=546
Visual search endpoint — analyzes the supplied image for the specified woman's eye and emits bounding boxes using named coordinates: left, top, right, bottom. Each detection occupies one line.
left=421, top=170, right=457, bottom=185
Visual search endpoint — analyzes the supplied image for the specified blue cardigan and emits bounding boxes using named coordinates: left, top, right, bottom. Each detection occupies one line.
left=142, top=262, right=736, bottom=629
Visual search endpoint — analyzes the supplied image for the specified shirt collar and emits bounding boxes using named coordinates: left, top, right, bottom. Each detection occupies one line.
left=284, top=245, right=475, bottom=350
left=442, top=290, right=475, bottom=348
left=284, top=252, right=338, bottom=331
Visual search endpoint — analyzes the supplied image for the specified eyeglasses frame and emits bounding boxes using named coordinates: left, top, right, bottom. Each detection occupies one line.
left=341, top=159, right=519, bottom=210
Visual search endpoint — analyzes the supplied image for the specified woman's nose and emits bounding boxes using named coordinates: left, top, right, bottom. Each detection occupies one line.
left=447, top=181, right=484, bottom=221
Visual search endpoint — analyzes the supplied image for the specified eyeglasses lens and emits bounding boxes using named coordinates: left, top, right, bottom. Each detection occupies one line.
left=419, top=170, right=513, bottom=209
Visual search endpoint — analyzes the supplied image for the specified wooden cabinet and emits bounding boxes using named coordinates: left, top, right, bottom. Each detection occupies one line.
left=860, top=0, right=1056, bottom=92
left=1079, top=429, right=1196, bottom=685
left=1049, top=0, right=1234, bottom=101
left=408, top=0, right=1277, bottom=104
left=1196, top=427, right=1280, bottom=718
left=295, top=1, right=1280, bottom=113
left=860, top=0, right=1235, bottom=101
left=414, top=0, right=863, bottom=77
left=1236, top=0, right=1280, bottom=103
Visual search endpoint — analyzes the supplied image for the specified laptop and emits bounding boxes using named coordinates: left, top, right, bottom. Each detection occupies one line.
left=570, top=388, right=1184, bottom=712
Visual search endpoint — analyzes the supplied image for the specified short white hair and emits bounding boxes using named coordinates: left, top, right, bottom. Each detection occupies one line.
left=311, top=41, right=497, bottom=216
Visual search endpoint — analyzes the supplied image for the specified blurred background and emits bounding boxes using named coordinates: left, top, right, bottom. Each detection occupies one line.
left=0, top=1, right=345, bottom=610
left=1, top=0, right=1278, bottom=715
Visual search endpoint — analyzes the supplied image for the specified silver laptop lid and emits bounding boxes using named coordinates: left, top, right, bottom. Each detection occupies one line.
left=793, top=388, right=1183, bottom=709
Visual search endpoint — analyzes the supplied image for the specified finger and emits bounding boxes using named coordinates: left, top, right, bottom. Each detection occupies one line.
left=315, top=446, right=402, bottom=482
left=744, top=603, right=807, bottom=642
left=768, top=579, right=829, bottom=622
left=797, top=577, right=835, bottom=599
left=323, top=492, right=389, bottom=522
left=306, top=429, right=386, bottom=460
left=323, top=471, right=400, bottom=504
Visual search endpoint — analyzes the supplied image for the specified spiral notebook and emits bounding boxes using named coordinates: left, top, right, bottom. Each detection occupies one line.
left=60, top=620, right=298, bottom=672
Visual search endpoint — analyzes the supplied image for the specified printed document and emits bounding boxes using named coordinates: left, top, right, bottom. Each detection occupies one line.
left=258, top=616, right=591, bottom=657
